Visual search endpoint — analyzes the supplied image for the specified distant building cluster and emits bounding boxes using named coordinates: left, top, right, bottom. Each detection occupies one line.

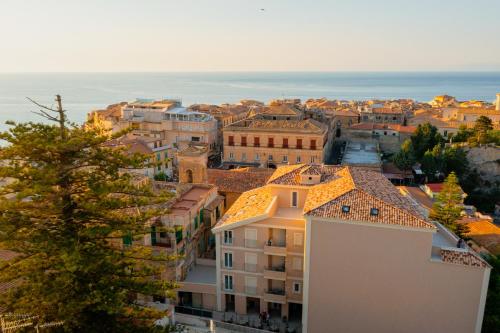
left=80, top=92, right=500, bottom=332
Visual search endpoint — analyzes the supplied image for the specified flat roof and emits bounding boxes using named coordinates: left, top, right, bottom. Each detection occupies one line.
left=183, top=264, right=216, bottom=285
left=342, top=142, right=381, bottom=165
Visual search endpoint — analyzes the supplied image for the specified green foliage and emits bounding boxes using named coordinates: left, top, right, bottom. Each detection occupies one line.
left=483, top=255, right=500, bottom=333
left=442, top=146, right=469, bottom=177
left=0, top=116, right=176, bottom=331
left=453, top=124, right=474, bottom=143
left=421, top=149, right=439, bottom=181
left=154, top=172, right=169, bottom=182
left=410, top=123, right=444, bottom=160
left=453, top=117, right=499, bottom=146
left=392, top=139, right=415, bottom=175
left=429, top=172, right=465, bottom=234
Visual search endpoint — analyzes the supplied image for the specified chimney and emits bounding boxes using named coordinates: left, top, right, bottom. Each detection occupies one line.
left=496, top=93, right=500, bottom=111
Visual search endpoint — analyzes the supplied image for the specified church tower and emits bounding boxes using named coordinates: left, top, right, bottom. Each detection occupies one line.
left=177, top=145, right=208, bottom=184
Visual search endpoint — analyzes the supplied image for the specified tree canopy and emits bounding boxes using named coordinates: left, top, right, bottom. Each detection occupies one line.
left=410, top=123, right=444, bottom=160
left=0, top=101, right=176, bottom=332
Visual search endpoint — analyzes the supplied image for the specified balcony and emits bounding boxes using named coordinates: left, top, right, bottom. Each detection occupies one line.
left=264, top=289, right=286, bottom=304
left=264, top=240, right=287, bottom=256
left=263, top=266, right=286, bottom=281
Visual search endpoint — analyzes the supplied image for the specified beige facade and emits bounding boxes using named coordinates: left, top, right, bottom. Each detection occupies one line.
left=212, top=164, right=490, bottom=333
left=177, top=145, right=208, bottom=184
left=223, top=119, right=330, bottom=167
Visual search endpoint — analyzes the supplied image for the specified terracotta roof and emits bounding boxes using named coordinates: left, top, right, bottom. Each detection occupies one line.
left=308, top=189, right=432, bottom=229
left=269, top=164, right=433, bottom=229
left=371, top=107, right=403, bottom=114
left=267, top=164, right=305, bottom=183
left=461, top=219, right=500, bottom=255
left=226, top=119, right=327, bottom=133
left=207, top=168, right=273, bottom=193
left=261, top=104, right=302, bottom=116
left=104, top=135, right=154, bottom=155
left=440, top=248, right=489, bottom=268
left=213, top=187, right=275, bottom=229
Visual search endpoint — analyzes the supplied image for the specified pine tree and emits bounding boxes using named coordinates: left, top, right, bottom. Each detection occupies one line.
left=429, top=172, right=467, bottom=237
left=0, top=96, right=176, bottom=332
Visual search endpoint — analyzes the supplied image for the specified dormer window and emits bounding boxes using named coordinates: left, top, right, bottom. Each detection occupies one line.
left=342, top=205, right=350, bottom=213
left=370, top=208, right=379, bottom=216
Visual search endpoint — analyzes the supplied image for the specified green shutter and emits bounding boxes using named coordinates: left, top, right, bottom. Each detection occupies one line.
left=194, top=215, right=198, bottom=229
left=151, top=226, right=157, bottom=245
left=199, top=208, right=204, bottom=224
left=175, top=227, right=183, bottom=244
left=123, top=233, right=132, bottom=246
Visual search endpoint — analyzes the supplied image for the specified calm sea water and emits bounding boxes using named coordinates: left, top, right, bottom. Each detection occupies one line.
left=1, top=72, right=500, bottom=131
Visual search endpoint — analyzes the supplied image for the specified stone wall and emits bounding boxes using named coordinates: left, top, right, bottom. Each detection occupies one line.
left=465, top=146, right=500, bottom=184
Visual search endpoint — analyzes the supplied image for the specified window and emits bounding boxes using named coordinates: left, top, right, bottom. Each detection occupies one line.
left=229, top=152, right=234, bottom=160
left=296, top=155, right=301, bottom=163
left=342, top=205, right=350, bottom=213
left=283, top=155, right=288, bottom=163
left=383, top=131, right=387, bottom=136
left=164, top=151, right=168, bottom=160
left=283, top=138, right=289, bottom=148
left=291, top=191, right=298, bottom=208
left=255, top=153, right=260, bottom=161
left=245, top=276, right=257, bottom=295
left=245, top=252, right=258, bottom=272
left=224, top=275, right=233, bottom=290
left=370, top=208, right=379, bottom=216
left=228, top=136, right=234, bottom=146
left=268, top=155, right=273, bottom=161
left=245, top=228, right=258, bottom=248
left=242, top=152, right=247, bottom=161
left=223, top=230, right=233, bottom=245
left=296, top=139, right=302, bottom=149
left=268, top=137, right=274, bottom=148
left=310, top=139, right=316, bottom=150
left=310, top=156, right=315, bottom=163
left=192, top=136, right=200, bottom=142
left=224, top=252, right=233, bottom=268
left=292, top=257, right=302, bottom=271
left=293, top=232, right=303, bottom=246
left=241, top=136, right=247, bottom=146
left=254, top=137, right=260, bottom=147
left=156, top=152, right=161, bottom=161
left=293, top=282, right=301, bottom=294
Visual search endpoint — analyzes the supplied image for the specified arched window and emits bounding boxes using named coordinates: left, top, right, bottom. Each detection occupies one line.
left=186, top=169, right=193, bottom=183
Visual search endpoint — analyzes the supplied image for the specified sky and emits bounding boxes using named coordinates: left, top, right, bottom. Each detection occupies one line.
left=1, top=0, right=500, bottom=72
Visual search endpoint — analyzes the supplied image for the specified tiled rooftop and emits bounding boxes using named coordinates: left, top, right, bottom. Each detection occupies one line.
left=226, top=119, right=327, bottom=133
left=213, top=187, right=275, bottom=229
left=207, top=168, right=273, bottom=193
left=216, top=164, right=433, bottom=231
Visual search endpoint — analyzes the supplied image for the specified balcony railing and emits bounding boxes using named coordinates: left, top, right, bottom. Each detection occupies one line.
left=264, top=289, right=286, bottom=304
left=264, top=240, right=287, bottom=256
left=263, top=267, right=286, bottom=281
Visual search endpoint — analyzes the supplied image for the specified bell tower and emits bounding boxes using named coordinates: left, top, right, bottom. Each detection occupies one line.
left=177, top=145, right=208, bottom=184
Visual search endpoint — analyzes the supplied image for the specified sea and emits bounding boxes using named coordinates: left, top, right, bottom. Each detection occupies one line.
left=1, top=72, right=500, bottom=132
